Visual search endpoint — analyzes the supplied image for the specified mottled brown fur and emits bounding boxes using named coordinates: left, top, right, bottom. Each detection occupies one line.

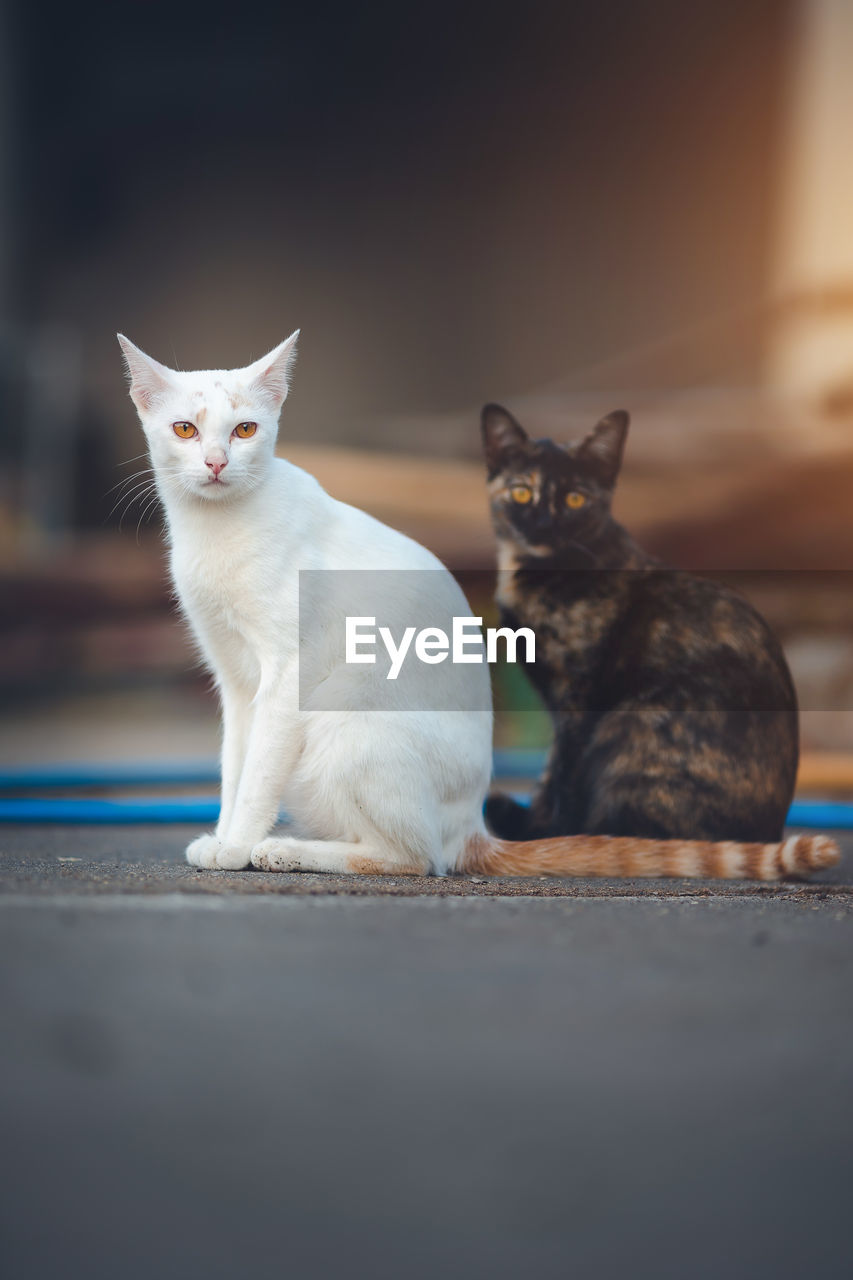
left=481, top=403, right=807, bottom=850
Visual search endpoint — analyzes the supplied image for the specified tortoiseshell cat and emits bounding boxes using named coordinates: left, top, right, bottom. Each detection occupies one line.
left=482, top=404, right=799, bottom=844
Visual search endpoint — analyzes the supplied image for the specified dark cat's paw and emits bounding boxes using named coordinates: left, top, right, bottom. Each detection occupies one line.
left=484, top=792, right=532, bottom=840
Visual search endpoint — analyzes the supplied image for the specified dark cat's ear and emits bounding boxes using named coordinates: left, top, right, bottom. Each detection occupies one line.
left=481, top=404, right=529, bottom=476
left=577, top=410, right=630, bottom=486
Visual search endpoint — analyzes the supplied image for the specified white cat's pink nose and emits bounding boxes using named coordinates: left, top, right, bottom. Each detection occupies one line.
left=205, top=454, right=228, bottom=477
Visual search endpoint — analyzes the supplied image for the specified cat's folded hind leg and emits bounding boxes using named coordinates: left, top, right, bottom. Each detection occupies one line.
left=484, top=792, right=534, bottom=840
left=251, top=837, right=428, bottom=876
left=486, top=743, right=571, bottom=840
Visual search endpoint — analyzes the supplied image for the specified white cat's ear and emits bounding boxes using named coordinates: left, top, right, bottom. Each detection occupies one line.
left=578, top=410, right=630, bottom=486
left=244, top=330, right=300, bottom=412
left=481, top=403, right=529, bottom=476
left=117, top=334, right=176, bottom=414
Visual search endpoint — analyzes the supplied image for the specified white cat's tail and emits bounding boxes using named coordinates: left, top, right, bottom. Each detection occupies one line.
left=457, top=831, right=840, bottom=881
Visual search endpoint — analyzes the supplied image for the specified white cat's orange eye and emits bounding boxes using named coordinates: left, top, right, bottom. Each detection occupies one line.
left=566, top=492, right=586, bottom=509
left=172, top=422, right=197, bottom=439
left=233, top=422, right=258, bottom=439
left=510, top=485, right=533, bottom=504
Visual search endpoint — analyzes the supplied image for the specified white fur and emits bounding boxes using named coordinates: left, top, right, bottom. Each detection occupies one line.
left=118, top=333, right=493, bottom=874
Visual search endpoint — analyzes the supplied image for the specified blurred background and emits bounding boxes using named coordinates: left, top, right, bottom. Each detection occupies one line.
left=2, top=0, right=853, bottom=780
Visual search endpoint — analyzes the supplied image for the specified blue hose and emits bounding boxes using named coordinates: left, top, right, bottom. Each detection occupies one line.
left=0, top=750, right=541, bottom=792
left=0, top=755, right=851, bottom=827
left=0, top=794, right=851, bottom=828
left=0, top=761, right=220, bottom=790
left=0, top=751, right=546, bottom=791
left=0, top=798, right=222, bottom=824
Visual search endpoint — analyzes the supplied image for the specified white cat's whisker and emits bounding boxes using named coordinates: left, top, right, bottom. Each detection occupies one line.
left=104, top=473, right=158, bottom=512
left=104, top=468, right=157, bottom=499
left=136, top=489, right=164, bottom=532
left=138, top=485, right=162, bottom=516
left=107, top=478, right=158, bottom=523
left=115, top=450, right=153, bottom=468
left=117, top=482, right=159, bottom=530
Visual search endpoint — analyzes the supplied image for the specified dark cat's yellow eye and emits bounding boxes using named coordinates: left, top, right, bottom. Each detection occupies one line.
left=510, top=485, right=533, bottom=504
left=234, top=422, right=258, bottom=439
left=172, top=422, right=197, bottom=439
left=566, top=492, right=586, bottom=509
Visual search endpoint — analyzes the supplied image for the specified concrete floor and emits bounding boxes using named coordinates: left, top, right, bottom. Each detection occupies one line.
left=1, top=826, right=851, bottom=1280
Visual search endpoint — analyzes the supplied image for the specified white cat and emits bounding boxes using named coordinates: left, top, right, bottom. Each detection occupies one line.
left=118, top=333, right=838, bottom=882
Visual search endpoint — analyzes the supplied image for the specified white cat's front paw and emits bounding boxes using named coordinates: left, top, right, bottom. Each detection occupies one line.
left=251, top=837, right=300, bottom=872
left=185, top=834, right=218, bottom=867
left=185, top=834, right=252, bottom=870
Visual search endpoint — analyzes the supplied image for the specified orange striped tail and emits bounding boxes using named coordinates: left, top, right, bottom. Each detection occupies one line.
left=458, top=831, right=840, bottom=881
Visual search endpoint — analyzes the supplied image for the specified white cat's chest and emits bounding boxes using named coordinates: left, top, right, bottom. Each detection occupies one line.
left=168, top=520, right=295, bottom=682
left=174, top=547, right=268, bottom=625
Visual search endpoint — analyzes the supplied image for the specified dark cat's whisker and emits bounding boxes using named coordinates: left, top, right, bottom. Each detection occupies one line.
left=564, top=540, right=601, bottom=566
